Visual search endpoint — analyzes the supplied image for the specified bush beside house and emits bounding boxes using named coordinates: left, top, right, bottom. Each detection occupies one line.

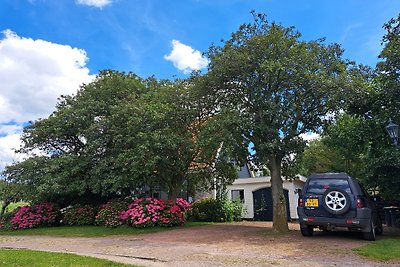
left=190, top=198, right=244, bottom=222
left=0, top=197, right=192, bottom=230
left=0, top=197, right=243, bottom=231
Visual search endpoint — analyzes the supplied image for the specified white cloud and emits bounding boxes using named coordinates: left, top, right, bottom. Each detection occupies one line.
left=164, top=40, right=209, bottom=74
left=301, top=132, right=321, bottom=142
left=75, top=0, right=113, bottom=9
left=0, top=30, right=94, bottom=171
left=0, top=30, right=93, bottom=123
left=0, top=126, right=24, bottom=171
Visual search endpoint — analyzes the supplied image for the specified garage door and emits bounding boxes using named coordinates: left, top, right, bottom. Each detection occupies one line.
left=252, top=187, right=290, bottom=221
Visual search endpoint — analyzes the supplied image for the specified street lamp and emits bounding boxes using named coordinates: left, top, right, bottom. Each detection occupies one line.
left=386, top=119, right=399, bottom=148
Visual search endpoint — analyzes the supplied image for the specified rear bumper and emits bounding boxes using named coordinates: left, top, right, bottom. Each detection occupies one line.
left=297, top=208, right=371, bottom=231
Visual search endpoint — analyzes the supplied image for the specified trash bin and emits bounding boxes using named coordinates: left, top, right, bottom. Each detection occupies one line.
left=383, top=206, right=399, bottom=227
left=390, top=208, right=400, bottom=228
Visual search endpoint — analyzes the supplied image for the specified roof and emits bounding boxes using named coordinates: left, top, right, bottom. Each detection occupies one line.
left=308, top=172, right=351, bottom=179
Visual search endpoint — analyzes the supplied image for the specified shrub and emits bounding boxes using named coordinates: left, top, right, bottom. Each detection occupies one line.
left=62, top=204, right=97, bottom=226
left=10, top=202, right=60, bottom=229
left=0, top=212, right=14, bottom=231
left=95, top=198, right=130, bottom=227
left=190, top=198, right=243, bottom=222
left=190, top=198, right=225, bottom=222
left=120, top=197, right=191, bottom=228
left=222, top=200, right=244, bottom=222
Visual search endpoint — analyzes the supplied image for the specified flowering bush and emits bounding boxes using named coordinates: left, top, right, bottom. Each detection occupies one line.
left=120, top=198, right=191, bottom=228
left=95, top=198, right=130, bottom=227
left=11, top=202, right=59, bottom=229
left=62, top=204, right=97, bottom=226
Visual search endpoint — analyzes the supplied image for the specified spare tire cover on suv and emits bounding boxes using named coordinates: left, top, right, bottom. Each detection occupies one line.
left=322, top=188, right=351, bottom=215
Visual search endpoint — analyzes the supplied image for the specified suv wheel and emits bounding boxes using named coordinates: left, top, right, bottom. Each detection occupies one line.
left=300, top=226, right=314, bottom=237
left=375, top=218, right=383, bottom=235
left=322, top=188, right=351, bottom=215
left=363, top=220, right=376, bottom=241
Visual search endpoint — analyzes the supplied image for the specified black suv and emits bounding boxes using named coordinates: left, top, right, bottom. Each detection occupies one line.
left=297, top=172, right=382, bottom=241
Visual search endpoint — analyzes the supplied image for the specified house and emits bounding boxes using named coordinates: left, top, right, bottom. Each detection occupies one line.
left=226, top=164, right=306, bottom=221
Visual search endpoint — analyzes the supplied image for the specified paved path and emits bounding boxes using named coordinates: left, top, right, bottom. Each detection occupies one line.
left=1, top=222, right=399, bottom=266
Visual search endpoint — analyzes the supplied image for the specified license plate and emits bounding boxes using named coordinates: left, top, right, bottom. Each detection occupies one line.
left=305, top=198, right=319, bottom=207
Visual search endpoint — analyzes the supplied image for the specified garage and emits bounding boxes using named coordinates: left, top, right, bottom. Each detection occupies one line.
left=252, top=187, right=290, bottom=221
left=226, top=174, right=306, bottom=220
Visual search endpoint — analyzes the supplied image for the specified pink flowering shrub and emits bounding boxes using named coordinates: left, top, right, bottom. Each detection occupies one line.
left=95, top=198, right=130, bottom=227
left=10, top=202, right=59, bottom=229
left=62, top=204, right=97, bottom=226
left=120, top=198, right=191, bottom=228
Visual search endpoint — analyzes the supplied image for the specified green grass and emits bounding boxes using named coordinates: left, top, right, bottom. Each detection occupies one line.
left=353, top=239, right=400, bottom=261
left=0, top=221, right=213, bottom=237
left=0, top=249, right=136, bottom=266
left=0, top=225, right=171, bottom=237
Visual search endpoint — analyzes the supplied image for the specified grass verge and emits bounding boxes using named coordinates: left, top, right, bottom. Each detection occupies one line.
left=353, top=238, right=400, bottom=262
left=0, top=221, right=214, bottom=237
left=0, top=249, right=135, bottom=266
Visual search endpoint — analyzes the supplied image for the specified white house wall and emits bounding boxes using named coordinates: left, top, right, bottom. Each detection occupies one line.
left=226, top=176, right=305, bottom=220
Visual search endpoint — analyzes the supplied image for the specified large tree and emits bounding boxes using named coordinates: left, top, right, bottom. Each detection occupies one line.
left=8, top=70, right=148, bottom=204
left=7, top=70, right=238, bottom=204
left=204, top=12, right=352, bottom=232
left=299, top=14, right=400, bottom=199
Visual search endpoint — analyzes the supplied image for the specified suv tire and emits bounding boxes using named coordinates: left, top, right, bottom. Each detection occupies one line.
left=375, top=218, right=383, bottom=235
left=363, top=220, right=376, bottom=241
left=322, top=188, right=351, bottom=215
left=300, top=226, right=314, bottom=237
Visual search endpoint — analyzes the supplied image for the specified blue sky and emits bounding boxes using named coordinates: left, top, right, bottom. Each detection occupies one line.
left=0, top=0, right=399, bottom=170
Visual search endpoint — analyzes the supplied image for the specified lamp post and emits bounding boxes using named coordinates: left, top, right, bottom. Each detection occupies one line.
left=386, top=119, right=399, bottom=148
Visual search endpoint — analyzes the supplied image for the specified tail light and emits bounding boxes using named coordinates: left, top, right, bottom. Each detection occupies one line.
left=298, top=197, right=304, bottom=207
left=356, top=197, right=364, bottom=209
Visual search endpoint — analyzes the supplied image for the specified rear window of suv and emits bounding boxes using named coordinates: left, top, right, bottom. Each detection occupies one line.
left=306, top=178, right=352, bottom=195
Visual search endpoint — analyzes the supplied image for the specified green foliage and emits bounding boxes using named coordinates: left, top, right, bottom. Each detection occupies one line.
left=222, top=199, right=244, bottom=222
left=190, top=198, right=225, bottom=222
left=0, top=212, right=14, bottom=231
left=202, top=11, right=352, bottom=231
left=190, top=198, right=243, bottom=222
left=0, top=249, right=135, bottom=267
left=95, top=198, right=130, bottom=227
left=61, top=204, right=97, bottom=226
left=6, top=70, right=230, bottom=203
left=0, top=172, right=30, bottom=215
left=297, top=139, right=345, bottom=176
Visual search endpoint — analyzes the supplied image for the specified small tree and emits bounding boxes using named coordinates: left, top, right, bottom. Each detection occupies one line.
left=0, top=168, right=29, bottom=215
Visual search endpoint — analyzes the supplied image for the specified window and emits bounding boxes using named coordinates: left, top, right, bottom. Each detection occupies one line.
left=231, top=190, right=244, bottom=202
left=306, top=179, right=352, bottom=195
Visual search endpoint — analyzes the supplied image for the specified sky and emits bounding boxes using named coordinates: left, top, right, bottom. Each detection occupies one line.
left=0, top=0, right=399, bottom=171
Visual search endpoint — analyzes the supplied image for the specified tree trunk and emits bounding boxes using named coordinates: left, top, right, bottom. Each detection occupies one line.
left=168, top=180, right=183, bottom=200
left=268, top=155, right=289, bottom=232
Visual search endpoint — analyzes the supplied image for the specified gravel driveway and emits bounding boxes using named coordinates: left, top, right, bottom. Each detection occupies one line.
left=1, top=222, right=399, bottom=267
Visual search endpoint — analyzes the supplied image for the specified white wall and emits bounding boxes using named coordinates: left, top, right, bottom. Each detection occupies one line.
left=226, top=176, right=305, bottom=220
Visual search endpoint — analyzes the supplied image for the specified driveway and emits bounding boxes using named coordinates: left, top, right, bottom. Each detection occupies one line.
left=0, top=222, right=399, bottom=267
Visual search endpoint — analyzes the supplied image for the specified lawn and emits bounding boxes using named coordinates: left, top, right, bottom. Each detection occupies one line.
left=0, top=249, right=136, bottom=266
left=353, top=238, right=400, bottom=262
left=0, top=222, right=212, bottom=237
